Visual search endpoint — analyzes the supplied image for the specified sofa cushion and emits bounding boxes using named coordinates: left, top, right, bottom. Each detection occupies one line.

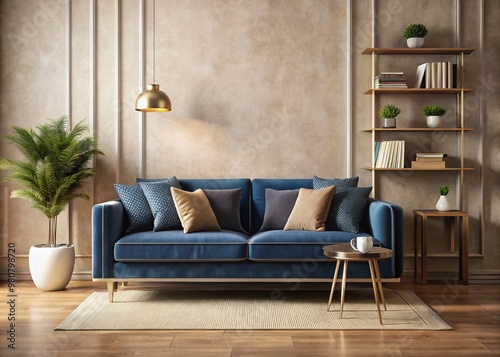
left=203, top=188, right=247, bottom=233
left=139, top=178, right=182, bottom=231
left=114, top=230, right=249, bottom=261
left=171, top=188, right=221, bottom=233
left=251, top=179, right=313, bottom=234
left=248, top=230, right=376, bottom=261
left=180, top=179, right=252, bottom=233
left=328, top=187, right=373, bottom=232
left=113, top=183, right=153, bottom=233
left=312, top=176, right=370, bottom=233
left=312, top=175, right=359, bottom=188
left=284, top=186, right=336, bottom=231
left=259, top=189, right=299, bottom=232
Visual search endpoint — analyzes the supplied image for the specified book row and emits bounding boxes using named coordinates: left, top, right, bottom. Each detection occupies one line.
left=414, top=62, right=461, bottom=89
left=374, top=140, right=405, bottom=168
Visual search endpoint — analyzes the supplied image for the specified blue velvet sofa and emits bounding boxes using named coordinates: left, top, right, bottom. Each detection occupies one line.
left=92, top=178, right=404, bottom=301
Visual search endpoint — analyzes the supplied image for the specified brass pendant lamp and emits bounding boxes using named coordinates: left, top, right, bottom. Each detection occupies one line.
left=135, top=0, right=171, bottom=112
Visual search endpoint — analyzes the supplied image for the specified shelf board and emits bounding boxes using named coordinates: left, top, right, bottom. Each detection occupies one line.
left=405, top=252, right=483, bottom=258
left=363, top=168, right=475, bottom=171
left=365, top=88, right=472, bottom=94
left=362, top=48, right=474, bottom=55
left=362, top=128, right=474, bottom=132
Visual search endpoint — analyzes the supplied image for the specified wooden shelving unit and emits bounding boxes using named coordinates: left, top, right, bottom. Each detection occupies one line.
left=363, top=47, right=474, bottom=209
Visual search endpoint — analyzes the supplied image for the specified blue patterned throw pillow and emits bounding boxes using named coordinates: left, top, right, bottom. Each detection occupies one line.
left=139, top=178, right=182, bottom=231
left=312, top=175, right=359, bottom=189
left=327, top=187, right=372, bottom=232
left=114, top=183, right=154, bottom=233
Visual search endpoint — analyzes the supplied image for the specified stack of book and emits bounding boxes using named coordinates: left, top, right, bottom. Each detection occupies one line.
left=374, top=140, right=405, bottom=168
left=414, top=62, right=460, bottom=88
left=411, top=153, right=447, bottom=169
left=374, top=72, right=407, bottom=89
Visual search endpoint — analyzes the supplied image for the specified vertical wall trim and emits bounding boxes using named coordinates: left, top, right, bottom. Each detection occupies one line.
left=371, top=0, right=375, bottom=47
left=346, top=0, right=352, bottom=176
left=66, top=0, right=72, bottom=125
left=90, top=0, right=96, bottom=138
left=66, top=0, right=72, bottom=245
left=115, top=0, right=121, bottom=183
left=456, top=0, right=461, bottom=47
left=138, top=0, right=146, bottom=178
left=479, top=0, right=485, bottom=254
left=90, top=0, right=97, bottom=203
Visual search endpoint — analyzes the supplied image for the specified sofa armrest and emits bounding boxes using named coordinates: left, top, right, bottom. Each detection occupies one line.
left=92, top=199, right=126, bottom=279
left=362, top=198, right=404, bottom=278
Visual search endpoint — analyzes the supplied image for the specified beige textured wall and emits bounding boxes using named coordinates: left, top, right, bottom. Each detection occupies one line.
left=1, top=0, right=499, bottom=281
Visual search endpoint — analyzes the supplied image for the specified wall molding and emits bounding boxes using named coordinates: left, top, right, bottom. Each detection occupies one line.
left=115, top=0, right=122, bottom=183
left=346, top=0, right=352, bottom=177
left=138, top=0, right=146, bottom=178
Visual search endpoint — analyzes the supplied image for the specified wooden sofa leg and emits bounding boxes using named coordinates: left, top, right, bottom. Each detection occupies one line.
left=107, top=281, right=118, bottom=302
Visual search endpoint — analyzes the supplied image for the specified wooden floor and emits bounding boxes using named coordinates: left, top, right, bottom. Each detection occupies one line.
left=1, top=278, right=499, bottom=356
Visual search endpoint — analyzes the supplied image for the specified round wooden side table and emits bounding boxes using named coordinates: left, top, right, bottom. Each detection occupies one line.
left=323, top=243, right=393, bottom=325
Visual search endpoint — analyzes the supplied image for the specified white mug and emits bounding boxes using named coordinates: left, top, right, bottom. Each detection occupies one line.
left=350, top=236, right=373, bottom=254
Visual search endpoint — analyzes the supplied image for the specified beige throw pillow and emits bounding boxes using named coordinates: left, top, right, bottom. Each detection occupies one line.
left=171, top=187, right=221, bottom=233
left=284, top=186, right=336, bottom=231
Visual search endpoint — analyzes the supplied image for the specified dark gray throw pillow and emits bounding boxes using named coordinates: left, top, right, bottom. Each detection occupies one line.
left=259, top=189, right=299, bottom=232
left=203, top=188, right=247, bottom=233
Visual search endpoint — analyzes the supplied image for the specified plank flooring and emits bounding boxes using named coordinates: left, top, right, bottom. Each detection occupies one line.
left=0, top=278, right=499, bottom=356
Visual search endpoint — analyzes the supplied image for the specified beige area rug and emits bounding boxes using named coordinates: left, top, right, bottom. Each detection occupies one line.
left=56, top=289, right=451, bottom=331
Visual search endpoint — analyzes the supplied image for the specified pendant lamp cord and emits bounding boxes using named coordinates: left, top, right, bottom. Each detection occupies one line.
left=152, top=0, right=156, bottom=84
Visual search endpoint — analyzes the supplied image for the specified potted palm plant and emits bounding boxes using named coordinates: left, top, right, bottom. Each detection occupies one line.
left=0, top=116, right=103, bottom=290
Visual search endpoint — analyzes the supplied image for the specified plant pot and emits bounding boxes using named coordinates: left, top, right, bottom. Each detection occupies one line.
left=406, top=37, right=424, bottom=48
left=435, top=195, right=452, bottom=212
left=382, top=118, right=396, bottom=128
left=426, top=115, right=442, bottom=128
left=29, top=244, right=75, bottom=291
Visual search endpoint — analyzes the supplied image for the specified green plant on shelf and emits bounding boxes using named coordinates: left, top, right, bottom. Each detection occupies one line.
left=378, top=104, right=401, bottom=119
left=403, top=23, right=428, bottom=39
left=423, top=105, right=447, bottom=116
left=440, top=185, right=449, bottom=196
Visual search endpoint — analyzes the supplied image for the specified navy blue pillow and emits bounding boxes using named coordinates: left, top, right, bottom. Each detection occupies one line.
left=327, top=187, right=372, bottom=232
left=139, top=178, right=182, bottom=231
left=114, top=183, right=153, bottom=233
left=312, top=175, right=359, bottom=189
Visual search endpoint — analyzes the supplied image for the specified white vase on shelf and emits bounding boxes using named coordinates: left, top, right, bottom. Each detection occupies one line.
left=435, top=195, right=452, bottom=212
left=407, top=37, right=424, bottom=48
left=426, top=115, right=442, bottom=128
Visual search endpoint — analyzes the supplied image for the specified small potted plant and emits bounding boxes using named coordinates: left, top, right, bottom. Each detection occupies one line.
left=378, top=104, right=401, bottom=128
left=403, top=23, right=428, bottom=48
left=436, top=185, right=452, bottom=211
left=423, top=105, right=446, bottom=128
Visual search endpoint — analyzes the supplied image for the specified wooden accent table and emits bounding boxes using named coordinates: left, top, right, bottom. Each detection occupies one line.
left=413, top=209, right=469, bottom=285
left=323, top=243, right=392, bottom=325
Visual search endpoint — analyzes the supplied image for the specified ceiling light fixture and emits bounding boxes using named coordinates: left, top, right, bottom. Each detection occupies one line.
left=135, top=0, right=171, bottom=112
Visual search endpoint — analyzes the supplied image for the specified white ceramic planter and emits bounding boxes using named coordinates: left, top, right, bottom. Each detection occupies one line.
left=436, top=195, right=452, bottom=212
left=426, top=115, right=442, bottom=128
left=29, top=244, right=75, bottom=291
left=406, top=37, right=424, bottom=48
